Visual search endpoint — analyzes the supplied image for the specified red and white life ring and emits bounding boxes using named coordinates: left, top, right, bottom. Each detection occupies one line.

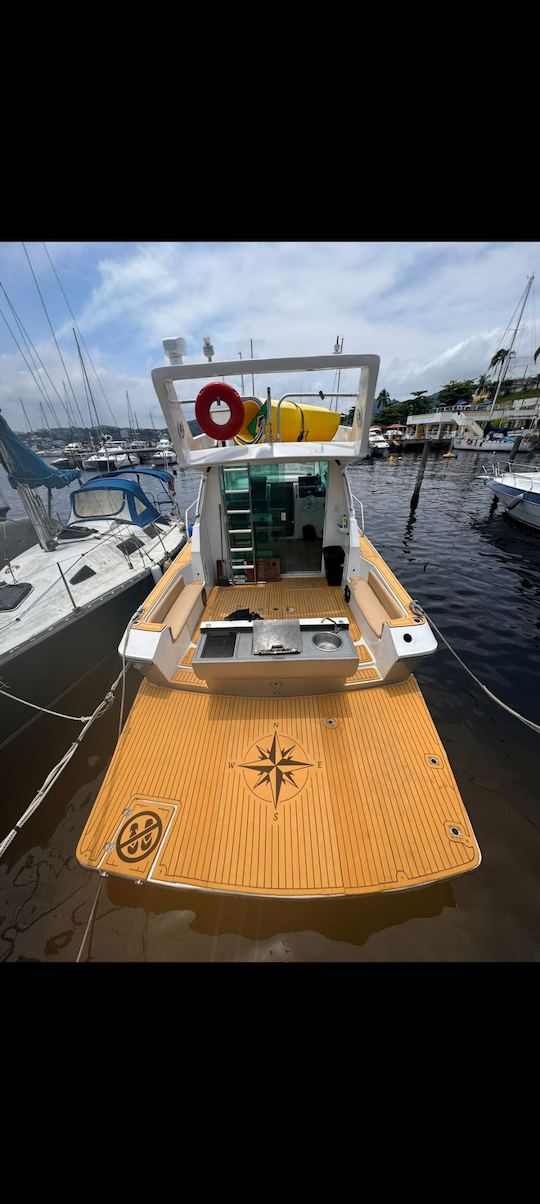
left=195, top=382, right=244, bottom=441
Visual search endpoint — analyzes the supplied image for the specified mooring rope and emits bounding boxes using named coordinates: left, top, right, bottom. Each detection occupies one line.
left=412, top=602, right=540, bottom=735
left=0, top=684, right=94, bottom=722
left=0, top=662, right=130, bottom=859
left=75, top=876, right=103, bottom=963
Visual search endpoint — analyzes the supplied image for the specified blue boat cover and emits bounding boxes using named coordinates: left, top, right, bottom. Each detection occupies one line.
left=0, top=415, right=80, bottom=489
left=70, top=477, right=162, bottom=526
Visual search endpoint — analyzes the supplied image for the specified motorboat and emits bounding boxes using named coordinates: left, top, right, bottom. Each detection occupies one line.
left=152, top=437, right=178, bottom=466
left=483, top=465, right=540, bottom=530
left=76, top=347, right=481, bottom=898
left=368, top=425, right=389, bottom=455
left=82, top=439, right=140, bottom=471
left=0, top=416, right=186, bottom=748
left=385, top=425, right=406, bottom=449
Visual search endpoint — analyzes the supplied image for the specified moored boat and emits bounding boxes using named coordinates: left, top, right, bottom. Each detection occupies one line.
left=484, top=466, right=540, bottom=530
left=83, top=439, right=140, bottom=471
left=0, top=416, right=186, bottom=748
left=77, top=348, right=481, bottom=898
left=152, top=437, right=178, bottom=466
left=369, top=425, right=389, bottom=455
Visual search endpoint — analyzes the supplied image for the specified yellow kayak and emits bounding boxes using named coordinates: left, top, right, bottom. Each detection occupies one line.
left=234, top=399, right=341, bottom=444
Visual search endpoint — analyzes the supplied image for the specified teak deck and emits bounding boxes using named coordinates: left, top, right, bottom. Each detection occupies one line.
left=172, top=579, right=378, bottom=688
left=77, top=671, right=481, bottom=899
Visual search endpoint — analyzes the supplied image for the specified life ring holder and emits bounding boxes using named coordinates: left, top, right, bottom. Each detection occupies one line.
left=195, top=382, right=244, bottom=442
left=234, top=397, right=265, bottom=445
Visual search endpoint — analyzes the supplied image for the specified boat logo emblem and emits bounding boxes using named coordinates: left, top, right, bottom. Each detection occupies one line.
left=115, top=810, right=163, bottom=862
left=240, top=733, right=313, bottom=810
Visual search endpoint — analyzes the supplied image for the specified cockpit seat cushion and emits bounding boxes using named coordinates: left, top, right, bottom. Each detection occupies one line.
left=350, top=571, right=404, bottom=637
left=147, top=575, right=204, bottom=640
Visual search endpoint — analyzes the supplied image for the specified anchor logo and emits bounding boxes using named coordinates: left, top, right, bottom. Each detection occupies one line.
left=116, top=811, right=163, bottom=863
left=240, top=733, right=313, bottom=810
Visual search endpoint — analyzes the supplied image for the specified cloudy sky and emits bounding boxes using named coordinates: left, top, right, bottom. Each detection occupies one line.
left=0, top=240, right=538, bottom=432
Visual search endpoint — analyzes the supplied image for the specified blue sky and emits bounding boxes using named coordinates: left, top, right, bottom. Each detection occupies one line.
left=0, top=241, right=538, bottom=432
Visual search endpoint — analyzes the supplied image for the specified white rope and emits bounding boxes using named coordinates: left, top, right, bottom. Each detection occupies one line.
left=118, top=608, right=142, bottom=739
left=413, top=602, right=540, bottom=735
left=0, top=684, right=93, bottom=722
left=0, top=663, right=129, bottom=859
left=75, top=876, right=103, bottom=963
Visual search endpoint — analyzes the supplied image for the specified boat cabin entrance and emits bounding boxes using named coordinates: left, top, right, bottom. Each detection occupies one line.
left=222, top=461, right=328, bottom=580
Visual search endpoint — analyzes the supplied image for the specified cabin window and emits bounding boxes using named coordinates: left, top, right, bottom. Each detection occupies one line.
left=70, top=565, right=97, bottom=584
left=0, top=582, right=32, bottom=610
left=116, top=536, right=144, bottom=556
left=73, top=489, right=124, bottom=518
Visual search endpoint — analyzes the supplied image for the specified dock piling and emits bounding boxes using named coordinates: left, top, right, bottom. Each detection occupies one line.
left=508, top=435, right=522, bottom=463
left=410, top=441, right=431, bottom=511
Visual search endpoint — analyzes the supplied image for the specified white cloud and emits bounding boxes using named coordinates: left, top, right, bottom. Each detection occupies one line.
left=0, top=241, right=539, bottom=431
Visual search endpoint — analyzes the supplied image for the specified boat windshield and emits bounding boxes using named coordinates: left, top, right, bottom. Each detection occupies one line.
left=73, top=488, right=125, bottom=518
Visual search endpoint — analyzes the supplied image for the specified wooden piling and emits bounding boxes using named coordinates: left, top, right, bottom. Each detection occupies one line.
left=410, top=440, right=430, bottom=510
left=508, top=434, right=522, bottom=463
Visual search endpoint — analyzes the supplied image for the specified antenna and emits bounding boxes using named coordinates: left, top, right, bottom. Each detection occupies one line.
left=163, top=337, right=187, bottom=365
left=203, top=336, right=214, bottom=362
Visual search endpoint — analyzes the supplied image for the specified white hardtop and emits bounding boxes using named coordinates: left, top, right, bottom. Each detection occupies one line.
left=152, top=352, right=379, bottom=468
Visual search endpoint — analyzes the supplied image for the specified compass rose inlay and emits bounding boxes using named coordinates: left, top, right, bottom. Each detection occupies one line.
left=240, top=733, right=313, bottom=810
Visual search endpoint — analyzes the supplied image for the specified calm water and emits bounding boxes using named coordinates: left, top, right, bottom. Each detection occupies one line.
left=1, top=451, right=539, bottom=962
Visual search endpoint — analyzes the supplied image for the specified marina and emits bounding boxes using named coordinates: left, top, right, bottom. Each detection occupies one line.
left=0, top=445, right=539, bottom=959
left=0, top=241, right=539, bottom=961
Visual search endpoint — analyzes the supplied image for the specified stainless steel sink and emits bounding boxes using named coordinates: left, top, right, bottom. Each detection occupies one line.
left=311, top=631, right=343, bottom=651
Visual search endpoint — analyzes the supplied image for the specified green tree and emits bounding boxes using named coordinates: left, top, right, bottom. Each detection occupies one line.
left=435, top=379, right=477, bottom=408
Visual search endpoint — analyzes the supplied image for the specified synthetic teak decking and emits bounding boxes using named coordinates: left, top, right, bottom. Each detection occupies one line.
left=77, top=676, right=480, bottom=897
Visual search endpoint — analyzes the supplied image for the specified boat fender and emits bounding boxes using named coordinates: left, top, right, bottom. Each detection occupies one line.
left=151, top=564, right=162, bottom=583
left=506, top=492, right=524, bottom=511
left=195, top=382, right=244, bottom=441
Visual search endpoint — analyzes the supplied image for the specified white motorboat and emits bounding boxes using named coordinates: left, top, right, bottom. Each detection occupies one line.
left=82, top=439, right=140, bottom=471
left=368, top=425, right=389, bottom=455
left=484, top=466, right=540, bottom=531
left=152, top=437, right=177, bottom=466
left=0, top=416, right=186, bottom=748
left=76, top=345, right=481, bottom=899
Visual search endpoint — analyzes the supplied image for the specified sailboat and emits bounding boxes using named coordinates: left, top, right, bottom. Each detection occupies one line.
left=0, top=415, right=186, bottom=749
left=76, top=345, right=481, bottom=898
left=453, top=275, right=540, bottom=452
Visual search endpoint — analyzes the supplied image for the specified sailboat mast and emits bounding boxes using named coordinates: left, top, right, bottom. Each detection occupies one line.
left=489, top=275, right=535, bottom=418
left=20, top=397, right=32, bottom=434
left=126, top=390, right=133, bottom=442
left=73, top=328, right=102, bottom=444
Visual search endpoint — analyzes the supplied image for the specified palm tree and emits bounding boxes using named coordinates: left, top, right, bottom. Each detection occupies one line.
left=489, top=348, right=516, bottom=396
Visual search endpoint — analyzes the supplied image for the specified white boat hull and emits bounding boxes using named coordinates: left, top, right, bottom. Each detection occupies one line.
left=454, top=435, right=538, bottom=453
left=487, top=480, right=540, bottom=529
